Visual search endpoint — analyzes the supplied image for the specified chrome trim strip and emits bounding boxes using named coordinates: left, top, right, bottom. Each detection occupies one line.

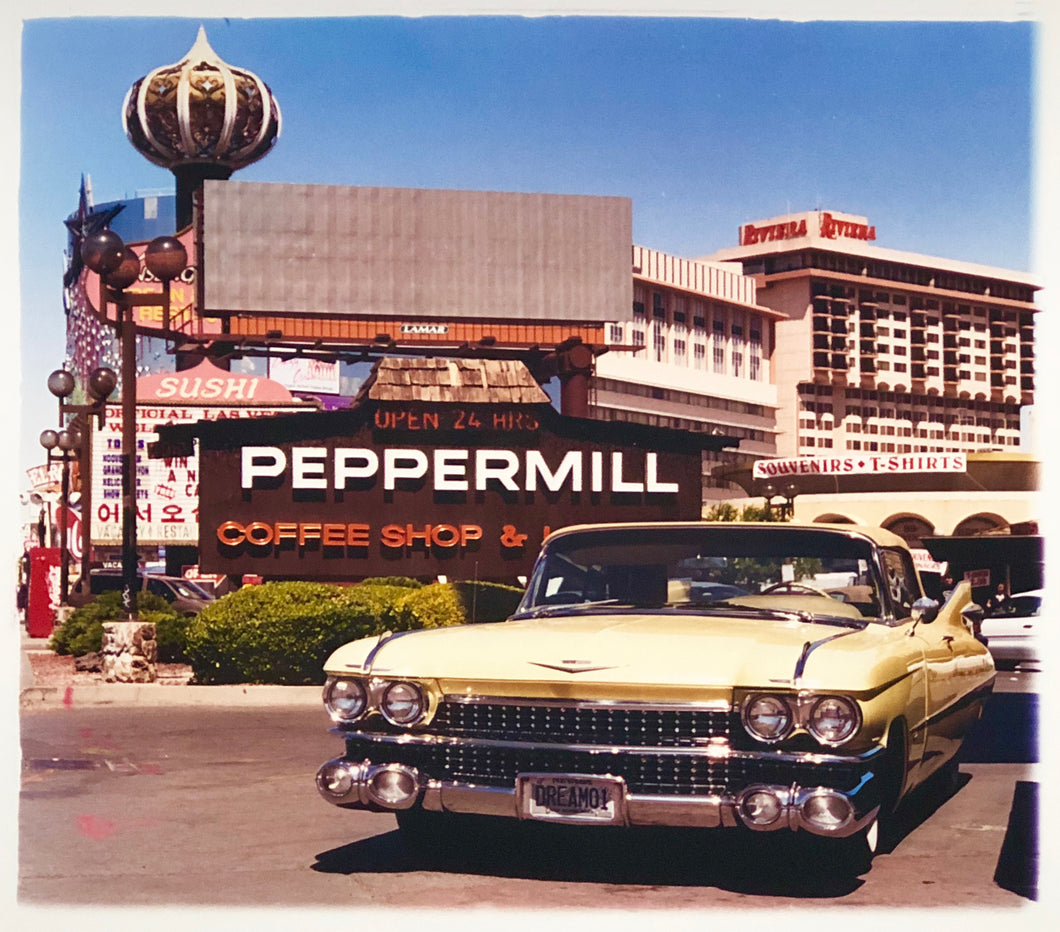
left=441, top=694, right=732, bottom=712
left=792, top=629, right=861, bottom=683
left=337, top=727, right=886, bottom=765
left=362, top=629, right=420, bottom=671
left=627, top=794, right=725, bottom=828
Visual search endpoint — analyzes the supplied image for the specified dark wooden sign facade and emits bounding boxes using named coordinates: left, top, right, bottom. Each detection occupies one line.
left=173, top=400, right=712, bottom=581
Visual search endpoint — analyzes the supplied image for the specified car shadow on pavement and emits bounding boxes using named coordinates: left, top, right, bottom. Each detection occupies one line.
left=960, top=691, right=1038, bottom=764
left=313, top=819, right=869, bottom=897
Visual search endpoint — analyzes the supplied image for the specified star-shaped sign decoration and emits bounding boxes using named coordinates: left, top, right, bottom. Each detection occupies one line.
left=63, top=175, right=125, bottom=289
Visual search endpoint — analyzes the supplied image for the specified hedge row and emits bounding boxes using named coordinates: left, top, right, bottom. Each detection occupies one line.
left=52, top=578, right=525, bottom=686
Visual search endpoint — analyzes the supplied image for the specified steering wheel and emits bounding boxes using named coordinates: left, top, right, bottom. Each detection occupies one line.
left=760, top=581, right=833, bottom=598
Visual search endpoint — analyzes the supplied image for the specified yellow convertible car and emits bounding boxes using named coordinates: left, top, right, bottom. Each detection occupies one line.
left=315, top=522, right=995, bottom=871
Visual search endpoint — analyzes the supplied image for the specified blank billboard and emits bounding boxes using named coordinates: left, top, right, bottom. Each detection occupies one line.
left=199, top=180, right=632, bottom=323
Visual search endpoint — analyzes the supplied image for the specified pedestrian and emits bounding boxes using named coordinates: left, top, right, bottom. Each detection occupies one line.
left=986, top=582, right=1009, bottom=612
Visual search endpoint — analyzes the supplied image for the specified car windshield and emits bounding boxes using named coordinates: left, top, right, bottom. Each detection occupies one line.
left=517, top=525, right=885, bottom=623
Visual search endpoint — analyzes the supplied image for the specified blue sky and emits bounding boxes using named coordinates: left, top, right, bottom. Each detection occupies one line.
left=12, top=9, right=1039, bottom=482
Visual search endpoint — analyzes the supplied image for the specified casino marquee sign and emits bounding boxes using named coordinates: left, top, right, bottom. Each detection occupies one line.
left=152, top=396, right=734, bottom=580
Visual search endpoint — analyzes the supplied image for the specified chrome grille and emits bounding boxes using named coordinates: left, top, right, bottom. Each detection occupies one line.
left=343, top=736, right=867, bottom=797
left=432, top=700, right=732, bottom=748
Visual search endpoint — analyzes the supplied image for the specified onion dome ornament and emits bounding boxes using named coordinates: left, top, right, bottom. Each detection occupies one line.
left=122, top=26, right=281, bottom=226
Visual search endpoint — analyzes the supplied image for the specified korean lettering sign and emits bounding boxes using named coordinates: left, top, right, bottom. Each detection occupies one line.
left=91, top=403, right=308, bottom=545
left=195, top=403, right=704, bottom=579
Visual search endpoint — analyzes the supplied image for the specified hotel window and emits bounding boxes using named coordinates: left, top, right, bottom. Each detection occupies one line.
left=732, top=325, right=744, bottom=378
left=632, top=328, right=645, bottom=358
left=608, top=324, right=624, bottom=344
left=749, top=325, right=762, bottom=381
left=653, top=322, right=666, bottom=361
left=693, top=343, right=706, bottom=370
left=674, top=338, right=687, bottom=364
left=712, top=320, right=726, bottom=373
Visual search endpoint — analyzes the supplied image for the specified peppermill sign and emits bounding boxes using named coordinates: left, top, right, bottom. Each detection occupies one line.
left=152, top=358, right=736, bottom=580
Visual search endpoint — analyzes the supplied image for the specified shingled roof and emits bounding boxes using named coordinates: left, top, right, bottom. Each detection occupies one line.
left=361, top=357, right=551, bottom=405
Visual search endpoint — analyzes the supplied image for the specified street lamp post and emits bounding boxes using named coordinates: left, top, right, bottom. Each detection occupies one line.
left=44, top=366, right=118, bottom=602
left=38, top=426, right=79, bottom=604
left=80, top=230, right=187, bottom=621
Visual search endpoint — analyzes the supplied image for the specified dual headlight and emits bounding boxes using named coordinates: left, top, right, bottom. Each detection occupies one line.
left=323, top=676, right=428, bottom=726
left=741, top=692, right=860, bottom=746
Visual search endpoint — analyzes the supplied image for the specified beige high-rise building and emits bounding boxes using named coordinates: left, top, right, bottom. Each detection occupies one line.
left=593, top=245, right=783, bottom=501
left=705, top=209, right=1039, bottom=460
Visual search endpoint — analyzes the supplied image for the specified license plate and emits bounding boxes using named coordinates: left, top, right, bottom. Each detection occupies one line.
left=517, top=773, right=626, bottom=824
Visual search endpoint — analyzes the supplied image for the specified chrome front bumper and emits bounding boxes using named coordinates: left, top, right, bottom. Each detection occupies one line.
left=315, top=755, right=881, bottom=839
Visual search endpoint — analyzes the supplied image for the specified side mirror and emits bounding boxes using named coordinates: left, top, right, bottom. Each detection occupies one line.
left=912, top=597, right=940, bottom=625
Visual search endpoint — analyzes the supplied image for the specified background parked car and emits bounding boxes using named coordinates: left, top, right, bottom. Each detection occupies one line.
left=981, top=589, right=1041, bottom=668
left=70, top=571, right=215, bottom=614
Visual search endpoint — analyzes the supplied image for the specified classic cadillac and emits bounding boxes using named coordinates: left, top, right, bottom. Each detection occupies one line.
left=315, top=522, right=995, bottom=870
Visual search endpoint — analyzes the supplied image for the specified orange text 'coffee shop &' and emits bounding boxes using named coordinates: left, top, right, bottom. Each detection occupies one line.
left=151, top=358, right=738, bottom=581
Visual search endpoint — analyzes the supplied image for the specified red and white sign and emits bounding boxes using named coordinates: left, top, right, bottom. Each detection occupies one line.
left=269, top=356, right=341, bottom=394
left=911, top=549, right=947, bottom=576
left=753, top=454, right=967, bottom=480
left=964, top=569, right=991, bottom=587
left=90, top=363, right=313, bottom=545
left=26, top=462, right=63, bottom=492
left=56, top=503, right=82, bottom=562
left=138, top=359, right=297, bottom=405
left=740, top=210, right=876, bottom=246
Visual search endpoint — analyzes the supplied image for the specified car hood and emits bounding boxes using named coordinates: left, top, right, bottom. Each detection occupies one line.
left=324, top=611, right=911, bottom=697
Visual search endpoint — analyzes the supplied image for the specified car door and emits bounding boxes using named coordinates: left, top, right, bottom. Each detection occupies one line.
left=880, top=547, right=972, bottom=779
left=887, top=549, right=992, bottom=780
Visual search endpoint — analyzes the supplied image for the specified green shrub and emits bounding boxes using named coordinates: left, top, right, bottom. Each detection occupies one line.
left=451, top=580, right=525, bottom=623
left=152, top=611, right=194, bottom=663
left=185, top=581, right=412, bottom=685
left=359, top=576, right=424, bottom=589
left=389, top=582, right=465, bottom=631
left=50, top=591, right=178, bottom=657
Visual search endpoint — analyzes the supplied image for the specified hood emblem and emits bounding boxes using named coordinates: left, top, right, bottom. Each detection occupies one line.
left=528, top=659, right=618, bottom=674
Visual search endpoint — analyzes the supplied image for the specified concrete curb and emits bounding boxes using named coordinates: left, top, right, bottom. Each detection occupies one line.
left=20, top=683, right=323, bottom=709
